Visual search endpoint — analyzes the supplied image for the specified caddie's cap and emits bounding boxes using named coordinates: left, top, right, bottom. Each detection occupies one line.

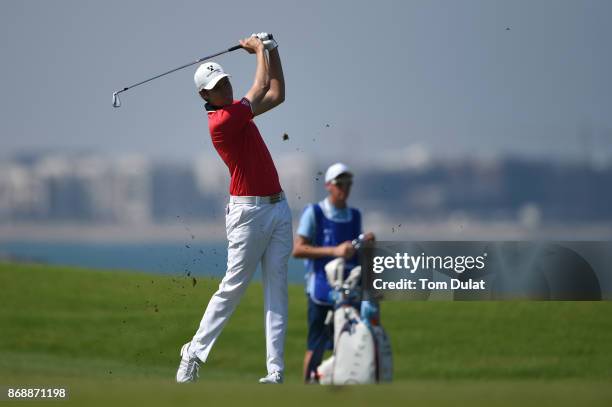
left=325, top=162, right=353, bottom=183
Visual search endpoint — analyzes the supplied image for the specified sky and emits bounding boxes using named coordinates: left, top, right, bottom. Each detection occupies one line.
left=1, top=0, right=611, bottom=164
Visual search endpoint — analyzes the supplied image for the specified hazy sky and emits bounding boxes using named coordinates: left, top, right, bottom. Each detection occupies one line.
left=1, top=0, right=611, bottom=163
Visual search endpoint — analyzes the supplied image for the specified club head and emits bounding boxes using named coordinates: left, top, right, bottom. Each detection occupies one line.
left=112, top=92, right=121, bottom=108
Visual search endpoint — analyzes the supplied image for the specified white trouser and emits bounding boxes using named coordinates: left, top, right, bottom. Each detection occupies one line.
left=190, top=199, right=293, bottom=374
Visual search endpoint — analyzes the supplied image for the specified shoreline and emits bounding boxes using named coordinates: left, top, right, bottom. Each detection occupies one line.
left=1, top=220, right=611, bottom=243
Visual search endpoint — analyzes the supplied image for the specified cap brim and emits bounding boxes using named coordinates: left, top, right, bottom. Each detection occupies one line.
left=202, top=73, right=230, bottom=91
left=326, top=171, right=353, bottom=183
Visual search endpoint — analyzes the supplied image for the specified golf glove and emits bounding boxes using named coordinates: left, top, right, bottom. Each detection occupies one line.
left=251, top=32, right=278, bottom=51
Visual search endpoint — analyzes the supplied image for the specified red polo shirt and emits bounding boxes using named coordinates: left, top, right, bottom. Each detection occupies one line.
left=207, top=98, right=282, bottom=196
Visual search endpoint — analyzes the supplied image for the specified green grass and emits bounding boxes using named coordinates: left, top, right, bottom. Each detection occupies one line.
left=1, top=262, right=612, bottom=405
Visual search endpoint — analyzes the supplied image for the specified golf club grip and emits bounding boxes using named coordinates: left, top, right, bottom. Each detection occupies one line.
left=227, top=34, right=273, bottom=52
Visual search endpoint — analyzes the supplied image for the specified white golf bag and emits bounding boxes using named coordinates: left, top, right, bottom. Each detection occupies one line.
left=316, top=256, right=393, bottom=385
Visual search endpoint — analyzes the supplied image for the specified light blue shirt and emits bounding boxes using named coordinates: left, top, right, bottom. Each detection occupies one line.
left=296, top=198, right=355, bottom=243
left=297, top=198, right=361, bottom=301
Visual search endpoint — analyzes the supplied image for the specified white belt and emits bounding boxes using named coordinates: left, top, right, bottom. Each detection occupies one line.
left=230, top=191, right=285, bottom=205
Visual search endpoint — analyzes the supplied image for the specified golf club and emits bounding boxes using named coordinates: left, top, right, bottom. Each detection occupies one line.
left=112, top=35, right=273, bottom=108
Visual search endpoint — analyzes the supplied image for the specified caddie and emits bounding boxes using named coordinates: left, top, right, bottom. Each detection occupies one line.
left=292, top=163, right=375, bottom=382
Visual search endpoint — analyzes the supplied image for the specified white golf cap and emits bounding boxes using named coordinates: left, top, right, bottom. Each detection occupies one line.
left=325, top=163, right=353, bottom=183
left=194, top=62, right=231, bottom=92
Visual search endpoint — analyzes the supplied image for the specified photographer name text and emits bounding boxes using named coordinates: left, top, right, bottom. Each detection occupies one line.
left=371, top=252, right=487, bottom=291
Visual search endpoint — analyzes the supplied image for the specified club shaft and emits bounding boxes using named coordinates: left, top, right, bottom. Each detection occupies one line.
left=117, top=45, right=242, bottom=94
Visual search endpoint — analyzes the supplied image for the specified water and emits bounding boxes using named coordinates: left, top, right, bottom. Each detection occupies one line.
left=0, top=241, right=308, bottom=284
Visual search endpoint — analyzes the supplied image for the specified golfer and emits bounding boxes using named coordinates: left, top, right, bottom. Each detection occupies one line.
left=176, top=33, right=292, bottom=384
left=293, top=163, right=375, bottom=383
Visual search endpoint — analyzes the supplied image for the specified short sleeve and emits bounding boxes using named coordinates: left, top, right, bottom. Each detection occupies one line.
left=297, top=205, right=316, bottom=242
left=209, top=98, right=254, bottom=137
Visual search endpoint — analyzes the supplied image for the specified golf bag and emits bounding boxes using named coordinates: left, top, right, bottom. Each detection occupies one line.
left=315, top=251, right=393, bottom=385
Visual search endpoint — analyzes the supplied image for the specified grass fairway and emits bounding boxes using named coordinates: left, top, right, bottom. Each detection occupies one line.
left=1, top=262, right=612, bottom=406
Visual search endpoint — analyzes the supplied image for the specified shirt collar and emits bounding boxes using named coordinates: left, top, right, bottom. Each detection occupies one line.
left=324, top=197, right=348, bottom=211
left=205, top=102, right=220, bottom=112
left=321, top=197, right=352, bottom=221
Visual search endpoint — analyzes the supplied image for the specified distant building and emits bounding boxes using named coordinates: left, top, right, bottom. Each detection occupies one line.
left=276, top=154, right=316, bottom=213
left=1, top=153, right=611, bottom=224
left=111, top=155, right=152, bottom=223
left=0, top=162, right=45, bottom=220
